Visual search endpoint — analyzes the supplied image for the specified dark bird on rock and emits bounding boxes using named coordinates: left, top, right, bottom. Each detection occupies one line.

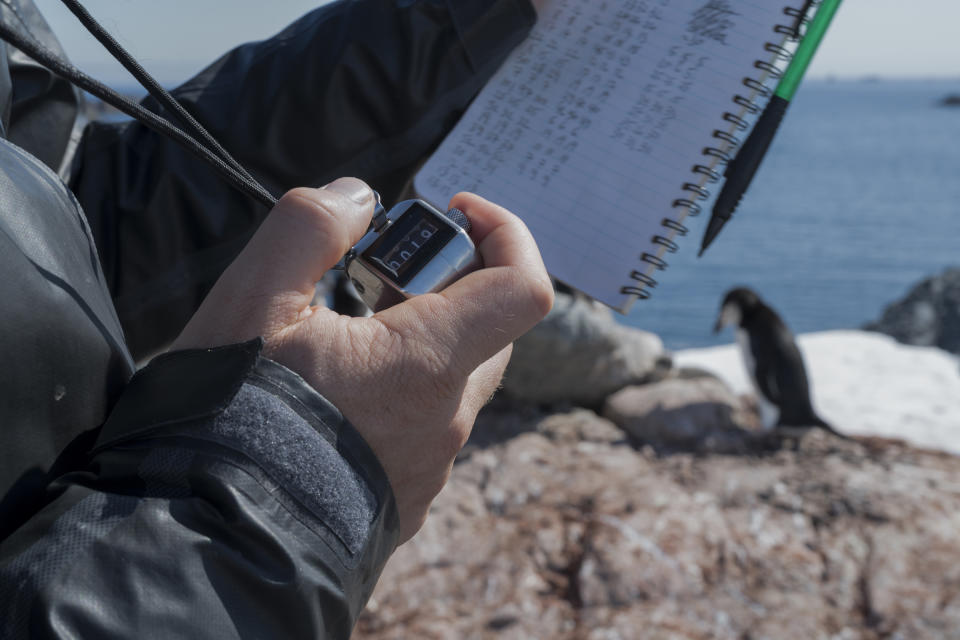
left=713, top=287, right=846, bottom=438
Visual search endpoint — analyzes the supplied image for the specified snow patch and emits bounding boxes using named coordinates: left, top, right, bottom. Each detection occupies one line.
left=674, top=330, right=960, bottom=454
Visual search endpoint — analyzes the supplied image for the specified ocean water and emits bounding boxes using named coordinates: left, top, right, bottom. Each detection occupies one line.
left=621, top=79, right=960, bottom=349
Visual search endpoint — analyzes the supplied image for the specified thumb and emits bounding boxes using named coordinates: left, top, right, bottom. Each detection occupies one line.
left=238, top=179, right=374, bottom=316
left=173, top=178, right=374, bottom=349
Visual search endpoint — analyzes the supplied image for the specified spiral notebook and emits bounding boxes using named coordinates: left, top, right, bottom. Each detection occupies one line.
left=414, top=0, right=809, bottom=313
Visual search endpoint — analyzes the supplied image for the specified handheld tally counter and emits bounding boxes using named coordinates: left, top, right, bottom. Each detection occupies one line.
left=344, top=193, right=481, bottom=311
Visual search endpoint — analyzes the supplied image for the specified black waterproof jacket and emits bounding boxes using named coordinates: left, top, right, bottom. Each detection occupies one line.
left=0, top=0, right=534, bottom=637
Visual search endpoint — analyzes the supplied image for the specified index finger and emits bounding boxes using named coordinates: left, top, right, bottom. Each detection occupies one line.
left=376, top=192, right=554, bottom=376
left=452, top=192, right=547, bottom=274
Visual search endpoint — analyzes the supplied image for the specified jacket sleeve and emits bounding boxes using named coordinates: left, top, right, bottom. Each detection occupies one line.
left=0, top=339, right=399, bottom=639
left=70, top=0, right=536, bottom=360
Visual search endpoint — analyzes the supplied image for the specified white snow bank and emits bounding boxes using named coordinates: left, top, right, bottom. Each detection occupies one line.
left=673, top=330, right=960, bottom=455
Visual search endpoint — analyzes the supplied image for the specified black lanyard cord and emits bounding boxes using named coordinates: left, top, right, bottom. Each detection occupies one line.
left=0, top=18, right=278, bottom=209
left=55, top=0, right=264, bottom=194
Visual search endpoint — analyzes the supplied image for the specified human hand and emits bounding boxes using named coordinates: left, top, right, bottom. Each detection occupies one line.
left=172, top=178, right=553, bottom=543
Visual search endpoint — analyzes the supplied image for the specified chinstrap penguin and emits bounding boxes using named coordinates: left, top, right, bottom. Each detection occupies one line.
left=713, top=287, right=846, bottom=438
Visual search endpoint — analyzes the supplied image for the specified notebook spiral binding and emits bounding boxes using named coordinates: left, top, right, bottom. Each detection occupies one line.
left=621, top=5, right=803, bottom=301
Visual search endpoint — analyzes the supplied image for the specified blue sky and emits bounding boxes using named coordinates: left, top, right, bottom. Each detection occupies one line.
left=32, top=0, right=960, bottom=88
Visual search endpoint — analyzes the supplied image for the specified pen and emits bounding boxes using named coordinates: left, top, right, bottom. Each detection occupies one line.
left=698, top=0, right=843, bottom=257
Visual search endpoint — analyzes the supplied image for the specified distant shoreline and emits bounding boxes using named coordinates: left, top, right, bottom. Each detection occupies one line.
left=81, top=91, right=144, bottom=122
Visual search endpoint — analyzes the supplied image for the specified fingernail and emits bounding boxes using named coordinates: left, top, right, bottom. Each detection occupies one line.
left=323, top=177, right=372, bottom=204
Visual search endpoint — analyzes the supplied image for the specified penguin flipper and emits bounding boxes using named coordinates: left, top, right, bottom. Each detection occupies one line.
left=752, top=352, right=782, bottom=406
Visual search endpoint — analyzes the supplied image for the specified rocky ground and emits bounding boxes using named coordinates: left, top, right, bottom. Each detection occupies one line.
left=355, top=400, right=960, bottom=639
left=352, top=291, right=960, bottom=640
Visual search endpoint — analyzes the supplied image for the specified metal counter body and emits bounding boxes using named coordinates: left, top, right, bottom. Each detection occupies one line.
left=346, top=199, right=481, bottom=311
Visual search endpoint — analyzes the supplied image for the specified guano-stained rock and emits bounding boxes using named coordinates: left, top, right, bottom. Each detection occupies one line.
left=354, top=407, right=960, bottom=640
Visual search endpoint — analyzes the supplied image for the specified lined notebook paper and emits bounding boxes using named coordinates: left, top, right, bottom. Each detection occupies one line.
left=415, top=0, right=805, bottom=312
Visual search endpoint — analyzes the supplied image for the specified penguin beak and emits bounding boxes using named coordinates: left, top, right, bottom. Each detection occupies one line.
left=713, top=317, right=723, bottom=334
left=713, top=303, right=738, bottom=334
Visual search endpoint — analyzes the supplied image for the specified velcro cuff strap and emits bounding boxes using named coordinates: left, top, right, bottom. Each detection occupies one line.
left=95, top=338, right=263, bottom=450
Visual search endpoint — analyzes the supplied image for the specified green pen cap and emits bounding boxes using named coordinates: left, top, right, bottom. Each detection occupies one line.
left=775, top=0, right=843, bottom=101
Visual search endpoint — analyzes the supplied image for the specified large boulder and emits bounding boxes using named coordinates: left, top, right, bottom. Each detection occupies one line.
left=354, top=407, right=960, bottom=639
left=602, top=375, right=753, bottom=451
left=864, top=267, right=960, bottom=354
left=502, top=293, right=670, bottom=406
